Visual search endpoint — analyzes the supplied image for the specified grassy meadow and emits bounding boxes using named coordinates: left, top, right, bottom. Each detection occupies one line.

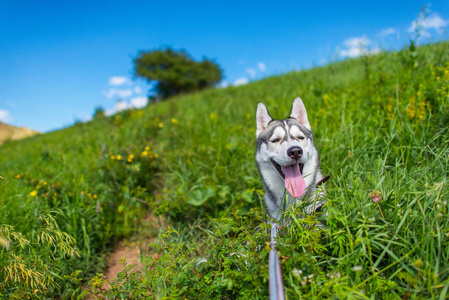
left=1, top=41, right=449, bottom=299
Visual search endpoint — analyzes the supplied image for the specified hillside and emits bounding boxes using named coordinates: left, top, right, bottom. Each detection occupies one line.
left=0, top=41, right=449, bottom=298
left=0, top=122, right=39, bottom=144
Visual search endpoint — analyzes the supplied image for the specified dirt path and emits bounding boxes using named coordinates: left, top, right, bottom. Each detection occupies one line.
left=103, top=215, right=166, bottom=286
left=85, top=215, right=166, bottom=299
left=104, top=240, right=144, bottom=283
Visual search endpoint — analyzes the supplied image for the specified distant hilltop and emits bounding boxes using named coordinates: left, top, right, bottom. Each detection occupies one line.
left=0, top=122, right=40, bottom=145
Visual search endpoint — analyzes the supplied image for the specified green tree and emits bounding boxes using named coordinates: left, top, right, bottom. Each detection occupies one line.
left=134, top=48, right=223, bottom=99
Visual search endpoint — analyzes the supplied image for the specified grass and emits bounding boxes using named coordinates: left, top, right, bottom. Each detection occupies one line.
left=0, top=41, right=449, bottom=298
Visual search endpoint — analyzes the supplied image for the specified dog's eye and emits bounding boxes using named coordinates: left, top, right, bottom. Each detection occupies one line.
left=270, top=138, right=280, bottom=143
left=296, top=136, right=305, bottom=140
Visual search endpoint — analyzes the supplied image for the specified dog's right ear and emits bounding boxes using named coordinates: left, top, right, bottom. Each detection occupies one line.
left=256, top=103, right=273, bottom=136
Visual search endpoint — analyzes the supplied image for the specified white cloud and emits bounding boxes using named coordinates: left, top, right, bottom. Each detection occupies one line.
left=115, top=100, right=131, bottom=112
left=233, top=78, right=249, bottom=86
left=340, top=47, right=364, bottom=58
left=134, top=86, right=143, bottom=94
left=339, top=36, right=379, bottom=58
left=258, top=62, right=266, bottom=72
left=102, top=75, right=150, bottom=115
left=0, top=110, right=12, bottom=123
left=108, top=76, right=131, bottom=86
left=343, top=36, right=370, bottom=48
left=104, top=88, right=133, bottom=99
left=103, top=100, right=131, bottom=116
left=219, top=81, right=229, bottom=88
left=409, top=12, right=448, bottom=32
left=105, top=109, right=115, bottom=116
left=379, top=27, right=396, bottom=37
left=130, top=97, right=148, bottom=108
left=425, top=13, right=448, bottom=29
left=104, top=97, right=148, bottom=116
left=246, top=68, right=256, bottom=79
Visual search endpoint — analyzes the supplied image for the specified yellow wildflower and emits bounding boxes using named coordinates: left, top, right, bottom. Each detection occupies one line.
left=116, top=155, right=122, bottom=160
left=30, top=190, right=37, bottom=197
left=141, top=151, right=148, bottom=156
left=154, top=153, right=159, bottom=158
left=15, top=174, right=20, bottom=179
left=145, top=146, right=150, bottom=151
left=386, top=103, right=394, bottom=119
left=111, top=155, right=115, bottom=160
left=93, top=194, right=98, bottom=199
left=158, top=122, right=164, bottom=128
left=171, top=118, right=179, bottom=124
left=323, top=93, right=332, bottom=105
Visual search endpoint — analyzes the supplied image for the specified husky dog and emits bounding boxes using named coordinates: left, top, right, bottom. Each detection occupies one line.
left=256, top=97, right=328, bottom=221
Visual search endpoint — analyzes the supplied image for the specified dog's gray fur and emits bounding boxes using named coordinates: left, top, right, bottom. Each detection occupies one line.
left=256, top=97, right=327, bottom=221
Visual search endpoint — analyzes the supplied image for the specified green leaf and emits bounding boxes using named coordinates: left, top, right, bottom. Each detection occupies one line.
left=187, top=187, right=215, bottom=206
left=238, top=189, right=254, bottom=203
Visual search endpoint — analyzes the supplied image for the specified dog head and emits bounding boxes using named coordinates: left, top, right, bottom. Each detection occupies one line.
left=256, top=97, right=315, bottom=198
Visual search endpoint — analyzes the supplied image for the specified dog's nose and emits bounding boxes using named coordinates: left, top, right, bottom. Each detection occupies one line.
left=287, top=146, right=303, bottom=160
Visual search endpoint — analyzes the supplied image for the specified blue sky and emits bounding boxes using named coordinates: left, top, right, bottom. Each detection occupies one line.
left=1, top=1, right=448, bottom=132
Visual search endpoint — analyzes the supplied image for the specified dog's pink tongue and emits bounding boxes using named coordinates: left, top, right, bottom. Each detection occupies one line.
left=283, top=164, right=306, bottom=198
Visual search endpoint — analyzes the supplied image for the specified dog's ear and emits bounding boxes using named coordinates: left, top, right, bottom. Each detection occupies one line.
left=256, top=103, right=273, bottom=136
left=290, top=97, right=311, bottom=130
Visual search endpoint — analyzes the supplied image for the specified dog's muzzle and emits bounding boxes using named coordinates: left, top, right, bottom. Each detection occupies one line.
left=270, top=159, right=304, bottom=179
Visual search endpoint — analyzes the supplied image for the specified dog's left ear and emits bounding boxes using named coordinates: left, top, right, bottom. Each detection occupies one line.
left=256, top=102, right=273, bottom=136
left=290, top=97, right=311, bottom=130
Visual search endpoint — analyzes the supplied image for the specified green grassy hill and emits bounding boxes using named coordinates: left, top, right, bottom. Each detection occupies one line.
left=1, top=41, right=449, bottom=298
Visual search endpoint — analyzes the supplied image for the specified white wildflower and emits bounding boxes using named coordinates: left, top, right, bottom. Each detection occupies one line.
left=352, top=265, right=363, bottom=272
left=292, top=268, right=301, bottom=277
